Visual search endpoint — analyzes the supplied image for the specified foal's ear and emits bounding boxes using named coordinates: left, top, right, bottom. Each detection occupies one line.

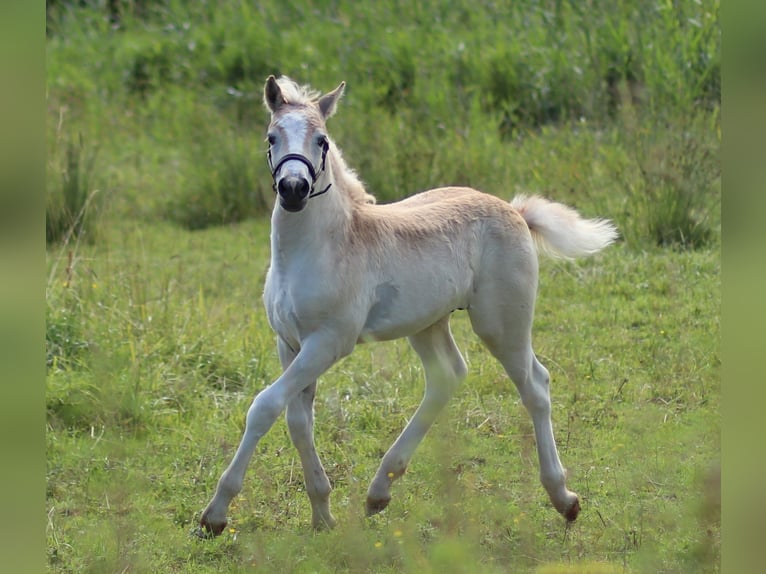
left=264, top=75, right=285, bottom=113
left=318, top=81, right=346, bottom=119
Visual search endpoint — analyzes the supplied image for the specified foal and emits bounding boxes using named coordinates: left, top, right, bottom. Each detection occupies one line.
left=199, top=76, right=617, bottom=536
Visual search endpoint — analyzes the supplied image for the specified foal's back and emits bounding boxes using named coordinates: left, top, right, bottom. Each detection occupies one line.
left=350, top=186, right=531, bottom=252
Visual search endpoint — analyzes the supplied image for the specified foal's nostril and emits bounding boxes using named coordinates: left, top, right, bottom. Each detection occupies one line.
left=278, top=177, right=310, bottom=201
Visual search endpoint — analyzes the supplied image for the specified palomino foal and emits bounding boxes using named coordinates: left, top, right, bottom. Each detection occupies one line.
left=199, top=76, right=618, bottom=536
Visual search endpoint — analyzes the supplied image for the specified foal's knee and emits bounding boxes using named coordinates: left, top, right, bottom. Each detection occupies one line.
left=247, top=385, right=287, bottom=432
left=520, top=387, right=551, bottom=415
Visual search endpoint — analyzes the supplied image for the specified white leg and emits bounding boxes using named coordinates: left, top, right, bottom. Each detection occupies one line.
left=469, top=299, right=580, bottom=521
left=366, top=317, right=467, bottom=515
left=199, top=332, right=349, bottom=536
left=503, top=348, right=580, bottom=521
left=280, top=339, right=336, bottom=530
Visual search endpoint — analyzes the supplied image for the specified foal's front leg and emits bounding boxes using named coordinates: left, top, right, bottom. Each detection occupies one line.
left=199, top=333, right=347, bottom=536
left=280, top=338, right=337, bottom=530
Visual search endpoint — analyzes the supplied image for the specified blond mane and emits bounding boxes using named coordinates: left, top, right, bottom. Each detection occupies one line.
left=326, top=141, right=377, bottom=206
left=273, top=76, right=321, bottom=106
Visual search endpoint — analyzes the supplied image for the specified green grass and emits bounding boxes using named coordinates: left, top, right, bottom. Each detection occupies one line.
left=46, top=0, right=719, bottom=571
left=46, top=219, right=719, bottom=573
left=45, top=0, right=719, bottom=231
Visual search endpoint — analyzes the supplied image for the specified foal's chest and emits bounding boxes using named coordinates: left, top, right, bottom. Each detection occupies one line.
left=263, top=255, right=341, bottom=345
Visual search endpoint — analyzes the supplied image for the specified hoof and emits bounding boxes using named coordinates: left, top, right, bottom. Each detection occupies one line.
left=564, top=497, right=581, bottom=522
left=193, top=525, right=216, bottom=539
left=365, top=496, right=391, bottom=517
left=197, top=516, right=227, bottom=538
left=312, top=514, right=338, bottom=531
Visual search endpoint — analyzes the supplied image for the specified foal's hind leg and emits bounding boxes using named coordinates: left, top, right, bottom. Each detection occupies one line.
left=469, top=294, right=580, bottom=521
left=366, top=316, right=467, bottom=515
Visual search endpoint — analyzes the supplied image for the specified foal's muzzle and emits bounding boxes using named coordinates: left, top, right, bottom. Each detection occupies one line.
left=267, top=142, right=332, bottom=213
left=277, top=176, right=310, bottom=212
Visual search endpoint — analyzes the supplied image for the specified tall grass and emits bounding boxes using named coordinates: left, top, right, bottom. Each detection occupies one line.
left=46, top=125, right=101, bottom=245
left=622, top=112, right=720, bottom=248
left=44, top=221, right=720, bottom=572
left=164, top=121, right=272, bottom=230
left=46, top=0, right=719, bottom=247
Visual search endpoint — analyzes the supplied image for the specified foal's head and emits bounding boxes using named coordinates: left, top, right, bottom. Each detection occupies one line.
left=264, top=75, right=345, bottom=213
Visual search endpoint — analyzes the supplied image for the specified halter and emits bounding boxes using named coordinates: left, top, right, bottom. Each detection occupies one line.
left=267, top=139, right=332, bottom=199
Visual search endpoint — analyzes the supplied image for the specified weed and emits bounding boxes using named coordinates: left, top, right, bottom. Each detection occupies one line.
left=46, top=127, right=101, bottom=245
left=616, top=112, right=721, bottom=249
left=46, top=294, right=88, bottom=371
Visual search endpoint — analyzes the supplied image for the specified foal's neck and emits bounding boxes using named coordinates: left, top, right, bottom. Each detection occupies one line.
left=270, top=167, right=352, bottom=258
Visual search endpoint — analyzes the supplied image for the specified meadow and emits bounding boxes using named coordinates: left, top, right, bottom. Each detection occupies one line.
left=45, top=1, right=720, bottom=572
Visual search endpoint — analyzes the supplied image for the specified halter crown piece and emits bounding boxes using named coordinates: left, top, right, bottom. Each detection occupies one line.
left=267, top=139, right=332, bottom=199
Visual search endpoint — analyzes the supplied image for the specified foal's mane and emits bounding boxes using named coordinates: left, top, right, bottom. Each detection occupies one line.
left=272, top=76, right=376, bottom=206
left=273, top=76, right=321, bottom=106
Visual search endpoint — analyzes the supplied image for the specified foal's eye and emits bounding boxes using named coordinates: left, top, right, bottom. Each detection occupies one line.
left=267, top=134, right=276, bottom=146
left=317, top=135, right=328, bottom=148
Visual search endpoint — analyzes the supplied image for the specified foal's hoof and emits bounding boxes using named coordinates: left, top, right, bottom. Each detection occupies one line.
left=193, top=525, right=216, bottom=539
left=365, top=496, right=391, bottom=516
left=312, top=513, right=338, bottom=531
left=563, top=496, right=581, bottom=522
left=197, top=516, right=227, bottom=538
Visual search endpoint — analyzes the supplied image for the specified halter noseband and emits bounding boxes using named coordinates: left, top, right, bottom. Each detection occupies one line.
left=267, top=140, right=332, bottom=199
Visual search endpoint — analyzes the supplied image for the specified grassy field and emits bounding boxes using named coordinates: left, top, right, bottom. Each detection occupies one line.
left=46, top=1, right=719, bottom=572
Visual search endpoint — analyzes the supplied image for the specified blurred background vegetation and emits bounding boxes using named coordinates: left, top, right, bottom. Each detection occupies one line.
left=46, top=0, right=719, bottom=244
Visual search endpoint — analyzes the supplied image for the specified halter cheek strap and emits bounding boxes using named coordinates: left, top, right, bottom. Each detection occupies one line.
left=267, top=141, right=332, bottom=199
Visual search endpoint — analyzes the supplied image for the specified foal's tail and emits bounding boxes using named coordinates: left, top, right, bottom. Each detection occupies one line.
left=511, top=194, right=618, bottom=259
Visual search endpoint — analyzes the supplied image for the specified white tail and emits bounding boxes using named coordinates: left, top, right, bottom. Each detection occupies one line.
left=511, top=194, right=618, bottom=259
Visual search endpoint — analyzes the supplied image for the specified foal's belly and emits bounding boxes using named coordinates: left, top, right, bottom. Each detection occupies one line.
left=358, top=274, right=470, bottom=342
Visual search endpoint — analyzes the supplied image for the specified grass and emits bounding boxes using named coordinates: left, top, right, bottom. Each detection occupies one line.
left=46, top=0, right=719, bottom=571
left=46, top=218, right=719, bottom=573
left=46, top=126, right=102, bottom=245
left=45, top=0, right=719, bottom=226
